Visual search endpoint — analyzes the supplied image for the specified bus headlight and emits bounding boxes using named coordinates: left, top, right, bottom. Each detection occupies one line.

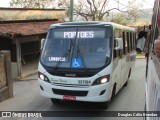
left=92, top=75, right=110, bottom=86
left=38, top=72, right=50, bottom=83
left=39, top=74, right=45, bottom=80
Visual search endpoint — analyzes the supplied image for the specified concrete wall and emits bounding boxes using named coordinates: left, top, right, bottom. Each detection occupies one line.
left=11, top=62, right=18, bottom=78
left=0, top=51, right=13, bottom=102
left=0, top=55, right=6, bottom=89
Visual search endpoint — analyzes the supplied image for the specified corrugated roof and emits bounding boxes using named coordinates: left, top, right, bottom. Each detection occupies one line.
left=0, top=20, right=58, bottom=38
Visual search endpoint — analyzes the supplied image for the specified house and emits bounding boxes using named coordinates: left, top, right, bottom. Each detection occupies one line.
left=0, top=7, right=66, bottom=78
left=0, top=19, right=59, bottom=78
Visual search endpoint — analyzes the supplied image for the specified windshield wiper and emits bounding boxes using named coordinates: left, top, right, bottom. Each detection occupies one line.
left=76, top=43, right=86, bottom=69
left=54, top=39, right=73, bottom=70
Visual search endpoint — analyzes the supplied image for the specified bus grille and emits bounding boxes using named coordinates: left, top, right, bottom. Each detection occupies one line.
left=48, top=72, right=95, bottom=77
left=52, top=88, right=88, bottom=96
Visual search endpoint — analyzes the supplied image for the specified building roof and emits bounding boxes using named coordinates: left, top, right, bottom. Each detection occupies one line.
left=0, top=19, right=58, bottom=38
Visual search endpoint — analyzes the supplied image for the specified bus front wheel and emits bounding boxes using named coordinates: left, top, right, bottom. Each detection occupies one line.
left=99, top=101, right=108, bottom=109
left=111, top=83, right=116, bottom=99
left=51, top=98, right=61, bottom=104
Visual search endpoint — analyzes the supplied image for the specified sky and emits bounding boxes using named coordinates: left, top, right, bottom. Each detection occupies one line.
left=0, top=0, right=155, bottom=9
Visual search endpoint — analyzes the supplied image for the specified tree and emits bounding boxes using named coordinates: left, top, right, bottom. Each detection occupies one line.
left=10, top=0, right=57, bottom=8
left=10, top=0, right=143, bottom=24
left=110, top=0, right=142, bottom=25
left=58, top=0, right=142, bottom=22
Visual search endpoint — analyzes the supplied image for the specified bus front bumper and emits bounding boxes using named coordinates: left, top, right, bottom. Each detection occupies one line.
left=38, top=79, right=111, bottom=102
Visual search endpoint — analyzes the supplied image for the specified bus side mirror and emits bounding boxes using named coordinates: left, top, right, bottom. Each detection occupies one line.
left=41, top=38, right=45, bottom=50
left=115, top=38, right=123, bottom=50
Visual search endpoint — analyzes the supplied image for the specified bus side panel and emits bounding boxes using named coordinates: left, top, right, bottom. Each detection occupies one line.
left=111, top=51, right=136, bottom=95
left=112, top=57, right=122, bottom=94
left=146, top=56, right=160, bottom=120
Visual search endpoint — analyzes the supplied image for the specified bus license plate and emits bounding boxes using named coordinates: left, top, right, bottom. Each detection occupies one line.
left=63, top=95, right=76, bottom=101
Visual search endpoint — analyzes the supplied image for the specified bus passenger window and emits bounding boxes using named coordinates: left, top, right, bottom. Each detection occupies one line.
left=133, top=32, right=136, bottom=49
left=132, top=33, right=134, bottom=50
left=130, top=32, right=133, bottom=51
left=125, top=33, right=128, bottom=54
left=127, top=32, right=130, bottom=52
left=114, top=40, right=117, bottom=58
left=114, top=49, right=117, bottom=58
left=123, top=32, right=126, bottom=54
left=114, top=29, right=123, bottom=57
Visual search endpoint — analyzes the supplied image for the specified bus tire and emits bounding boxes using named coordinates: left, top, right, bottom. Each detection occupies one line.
left=111, top=83, right=116, bottom=99
left=124, top=69, right=131, bottom=87
left=99, top=101, right=108, bottom=109
left=124, top=80, right=128, bottom=87
left=51, top=98, right=60, bottom=104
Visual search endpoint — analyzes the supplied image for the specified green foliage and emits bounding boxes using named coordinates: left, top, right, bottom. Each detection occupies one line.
left=10, top=0, right=55, bottom=8
left=111, top=10, right=140, bottom=25
left=111, top=13, right=128, bottom=25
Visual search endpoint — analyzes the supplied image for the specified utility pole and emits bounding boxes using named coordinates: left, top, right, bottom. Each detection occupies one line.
left=70, top=0, right=74, bottom=22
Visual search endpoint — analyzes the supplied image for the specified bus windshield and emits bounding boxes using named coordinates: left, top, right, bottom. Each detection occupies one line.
left=41, top=27, right=112, bottom=69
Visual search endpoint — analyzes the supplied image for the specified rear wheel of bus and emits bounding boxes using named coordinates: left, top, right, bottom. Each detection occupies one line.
left=124, top=69, right=131, bottom=87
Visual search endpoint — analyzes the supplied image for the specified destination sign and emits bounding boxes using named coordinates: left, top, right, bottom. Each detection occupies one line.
left=49, top=57, right=66, bottom=62
left=53, top=29, right=106, bottom=38
left=64, top=31, right=94, bottom=38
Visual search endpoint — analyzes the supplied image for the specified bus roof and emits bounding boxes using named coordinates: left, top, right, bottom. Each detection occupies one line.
left=50, top=21, right=135, bottom=32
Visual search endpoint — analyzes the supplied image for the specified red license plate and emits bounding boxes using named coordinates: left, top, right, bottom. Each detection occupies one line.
left=63, top=95, right=76, bottom=101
